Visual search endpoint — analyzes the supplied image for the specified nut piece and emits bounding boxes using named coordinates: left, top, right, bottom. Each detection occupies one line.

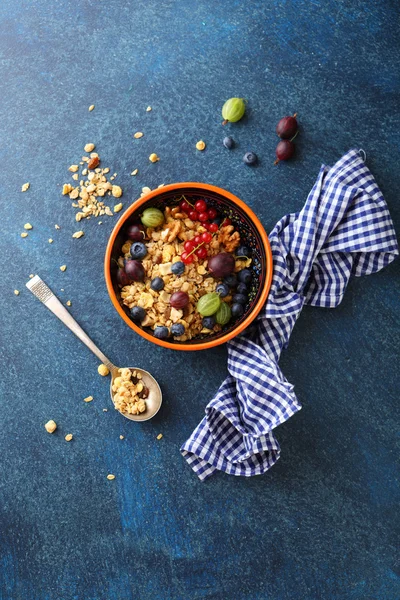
left=14, top=290, right=20, bottom=296
left=68, top=165, right=79, bottom=172
left=107, top=474, right=115, bottom=480
left=149, top=153, right=159, bottom=163
left=45, top=420, right=57, bottom=433
left=21, top=182, right=30, bottom=192
left=134, top=132, right=144, bottom=138
left=84, top=143, right=95, bottom=153
left=196, top=140, right=206, bottom=151
left=112, top=185, right=122, bottom=198
left=131, top=169, right=138, bottom=176
left=113, top=203, right=123, bottom=213
left=24, top=223, right=33, bottom=230
left=88, top=104, right=95, bottom=111
left=98, top=364, right=109, bottom=377
left=60, top=265, right=67, bottom=271
left=65, top=434, right=73, bottom=442
left=157, top=433, right=163, bottom=440
left=84, top=396, right=93, bottom=403
left=72, top=231, right=84, bottom=239
left=87, top=156, right=100, bottom=170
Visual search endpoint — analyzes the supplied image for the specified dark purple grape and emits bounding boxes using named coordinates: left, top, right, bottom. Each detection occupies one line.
left=126, top=223, right=144, bottom=241
left=170, top=291, right=189, bottom=309
left=276, top=114, right=298, bottom=139
left=124, top=260, right=145, bottom=282
left=116, top=268, right=131, bottom=287
left=208, top=253, right=235, bottom=278
left=274, top=140, right=295, bottom=164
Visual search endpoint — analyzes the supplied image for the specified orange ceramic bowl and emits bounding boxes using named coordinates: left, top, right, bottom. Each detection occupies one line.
left=105, top=183, right=273, bottom=351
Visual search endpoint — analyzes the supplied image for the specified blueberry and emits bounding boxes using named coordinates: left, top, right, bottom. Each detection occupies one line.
left=154, top=326, right=169, bottom=340
left=236, top=282, right=248, bottom=295
left=231, top=303, right=244, bottom=318
left=237, top=268, right=252, bottom=284
left=223, top=273, right=237, bottom=288
left=130, top=242, right=147, bottom=260
left=236, top=245, right=252, bottom=258
left=223, top=136, right=234, bottom=149
left=171, top=261, right=185, bottom=275
left=212, top=216, right=223, bottom=226
left=232, top=293, right=248, bottom=305
left=130, top=306, right=146, bottom=322
left=243, top=152, right=258, bottom=165
left=150, top=277, right=164, bottom=291
left=171, top=323, right=185, bottom=336
left=216, top=283, right=230, bottom=297
left=202, top=316, right=216, bottom=329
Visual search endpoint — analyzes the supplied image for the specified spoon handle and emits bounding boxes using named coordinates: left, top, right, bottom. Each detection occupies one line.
left=26, top=275, right=115, bottom=372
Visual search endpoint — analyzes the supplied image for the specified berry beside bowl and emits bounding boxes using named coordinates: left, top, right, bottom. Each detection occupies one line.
left=105, top=183, right=272, bottom=351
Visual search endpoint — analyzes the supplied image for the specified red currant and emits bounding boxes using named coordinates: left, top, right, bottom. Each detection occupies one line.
left=207, top=208, right=217, bottom=220
left=222, top=218, right=232, bottom=227
left=196, top=246, right=208, bottom=259
left=208, top=223, right=219, bottom=232
left=201, top=232, right=212, bottom=243
left=180, top=200, right=190, bottom=213
left=189, top=210, right=199, bottom=221
left=181, top=252, right=194, bottom=265
left=184, top=240, right=194, bottom=252
left=198, top=212, right=209, bottom=222
left=195, top=199, right=207, bottom=213
left=193, top=235, right=202, bottom=245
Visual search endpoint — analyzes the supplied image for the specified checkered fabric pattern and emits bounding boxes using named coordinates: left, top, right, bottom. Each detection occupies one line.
left=181, top=149, right=398, bottom=480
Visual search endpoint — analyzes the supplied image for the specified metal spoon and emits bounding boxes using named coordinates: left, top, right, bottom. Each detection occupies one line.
left=26, top=276, right=162, bottom=422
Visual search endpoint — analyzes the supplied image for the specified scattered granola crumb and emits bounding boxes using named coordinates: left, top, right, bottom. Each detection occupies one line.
left=60, top=288, right=64, bottom=291
left=119, top=435, right=124, bottom=440
left=107, top=474, right=115, bottom=480
left=98, top=221, right=102, bottom=225
left=55, top=224, right=61, bottom=230
left=113, top=203, right=123, bottom=213
left=29, top=274, right=34, bottom=278
left=48, top=238, right=53, bottom=243
left=157, top=433, right=163, bottom=440
left=72, top=231, right=85, bottom=239
left=21, top=232, right=28, bottom=238
left=45, top=420, right=57, bottom=433
left=112, top=185, right=122, bottom=198
left=98, top=364, right=109, bottom=377
left=196, top=140, right=206, bottom=151
left=60, top=265, right=67, bottom=271
left=14, top=290, right=20, bottom=296
left=65, top=434, right=73, bottom=442
left=149, top=153, right=159, bottom=163
left=24, top=223, right=33, bottom=230
left=66, top=300, right=72, bottom=306
left=72, top=173, right=79, bottom=181
left=146, top=106, right=152, bottom=112
left=88, top=104, right=95, bottom=111
left=134, top=132, right=144, bottom=139
left=83, top=395, right=93, bottom=403
left=68, top=165, right=79, bottom=173
left=21, top=182, right=30, bottom=192
left=131, top=169, right=138, bottom=176
left=141, top=186, right=152, bottom=195
left=103, top=408, right=108, bottom=412
left=84, top=143, right=95, bottom=153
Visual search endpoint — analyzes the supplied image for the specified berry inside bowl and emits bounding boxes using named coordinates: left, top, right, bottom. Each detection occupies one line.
left=105, top=183, right=272, bottom=351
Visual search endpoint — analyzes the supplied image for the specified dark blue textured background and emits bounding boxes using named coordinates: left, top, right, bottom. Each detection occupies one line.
left=1, top=1, right=399, bottom=598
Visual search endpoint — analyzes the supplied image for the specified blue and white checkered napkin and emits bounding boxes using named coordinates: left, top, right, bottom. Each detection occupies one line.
left=181, top=149, right=398, bottom=480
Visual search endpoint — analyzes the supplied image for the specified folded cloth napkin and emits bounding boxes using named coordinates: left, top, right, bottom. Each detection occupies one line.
left=181, top=149, right=399, bottom=480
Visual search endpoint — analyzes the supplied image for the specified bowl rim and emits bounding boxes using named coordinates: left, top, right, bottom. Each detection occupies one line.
left=104, top=182, right=273, bottom=351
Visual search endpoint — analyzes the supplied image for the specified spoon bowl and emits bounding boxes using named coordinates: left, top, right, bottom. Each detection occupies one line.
left=110, top=367, right=162, bottom=422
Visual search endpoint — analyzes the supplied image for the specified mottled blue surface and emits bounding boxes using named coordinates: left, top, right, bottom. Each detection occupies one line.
left=0, top=1, right=399, bottom=599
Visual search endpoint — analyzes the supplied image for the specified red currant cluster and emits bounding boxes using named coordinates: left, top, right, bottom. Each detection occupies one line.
left=178, top=197, right=232, bottom=265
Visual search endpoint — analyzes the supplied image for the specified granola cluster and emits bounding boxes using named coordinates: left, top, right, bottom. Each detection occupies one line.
left=112, top=368, right=149, bottom=415
left=62, top=145, right=122, bottom=221
left=118, top=205, right=245, bottom=341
